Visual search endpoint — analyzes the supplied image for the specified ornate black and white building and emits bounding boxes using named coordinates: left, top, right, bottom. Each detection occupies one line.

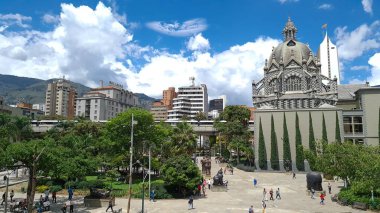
left=252, top=18, right=338, bottom=109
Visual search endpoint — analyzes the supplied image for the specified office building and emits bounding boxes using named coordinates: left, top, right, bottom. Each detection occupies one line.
left=150, top=101, right=168, bottom=121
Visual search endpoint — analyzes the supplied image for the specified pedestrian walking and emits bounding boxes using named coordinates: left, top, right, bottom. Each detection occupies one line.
left=197, top=184, right=202, bottom=196
left=150, top=190, right=155, bottom=202
left=207, top=179, right=211, bottom=190
left=10, top=189, right=14, bottom=202
left=188, top=195, right=194, bottom=210
left=68, top=187, right=74, bottom=200
left=262, top=188, right=267, bottom=201
left=269, top=188, right=274, bottom=200
left=275, top=188, right=281, bottom=200
left=1, top=192, right=5, bottom=205
left=3, top=175, right=6, bottom=184
left=249, top=205, right=254, bottom=213
left=52, top=191, right=57, bottom=203
left=253, top=178, right=257, bottom=187
left=44, top=189, right=49, bottom=201
left=261, top=200, right=266, bottom=213
left=320, top=193, right=325, bottom=205
left=311, top=188, right=315, bottom=199
left=69, top=200, right=74, bottom=213
left=328, top=182, right=332, bottom=194
left=292, top=172, right=296, bottom=179
left=106, top=198, right=113, bottom=212
left=61, top=203, right=67, bottom=213
left=231, top=167, right=234, bottom=175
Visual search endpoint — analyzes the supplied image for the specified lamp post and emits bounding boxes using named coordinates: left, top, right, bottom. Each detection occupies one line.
left=4, top=175, right=9, bottom=213
left=127, top=114, right=137, bottom=213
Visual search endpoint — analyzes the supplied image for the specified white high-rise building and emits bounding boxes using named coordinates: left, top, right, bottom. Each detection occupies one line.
left=318, top=33, right=340, bottom=84
left=168, top=79, right=208, bottom=120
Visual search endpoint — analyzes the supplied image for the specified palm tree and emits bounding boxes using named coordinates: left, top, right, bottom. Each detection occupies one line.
left=171, top=122, right=197, bottom=156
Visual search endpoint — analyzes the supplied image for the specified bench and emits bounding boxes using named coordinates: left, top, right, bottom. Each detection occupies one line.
left=352, top=202, right=367, bottom=210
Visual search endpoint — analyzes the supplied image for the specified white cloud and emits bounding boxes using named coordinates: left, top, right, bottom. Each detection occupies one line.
left=0, top=2, right=280, bottom=105
left=351, top=65, right=369, bottom=71
left=362, top=0, right=373, bottom=14
left=348, top=79, right=367, bottom=84
left=335, top=21, right=380, bottom=60
left=125, top=37, right=280, bottom=105
left=187, top=33, right=210, bottom=51
left=277, top=0, right=299, bottom=4
left=42, top=14, right=59, bottom=24
left=368, top=53, right=380, bottom=85
left=146, top=18, right=207, bottom=37
left=0, top=13, right=31, bottom=28
left=318, top=4, right=333, bottom=10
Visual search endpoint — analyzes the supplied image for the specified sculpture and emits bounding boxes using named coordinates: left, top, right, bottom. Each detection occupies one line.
left=306, top=172, right=323, bottom=191
left=89, top=188, right=111, bottom=199
left=201, top=157, right=211, bottom=176
left=213, top=168, right=224, bottom=186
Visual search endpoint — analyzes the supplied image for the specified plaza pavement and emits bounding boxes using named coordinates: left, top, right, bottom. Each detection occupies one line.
left=0, top=157, right=368, bottom=213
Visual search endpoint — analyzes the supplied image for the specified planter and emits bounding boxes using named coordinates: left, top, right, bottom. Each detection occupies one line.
left=84, top=196, right=114, bottom=208
left=352, top=202, right=367, bottom=210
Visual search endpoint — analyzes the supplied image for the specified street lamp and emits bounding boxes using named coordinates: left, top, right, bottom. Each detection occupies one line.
left=127, top=114, right=137, bottom=213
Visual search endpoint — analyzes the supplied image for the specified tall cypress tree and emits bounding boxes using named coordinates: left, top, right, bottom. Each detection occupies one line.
left=270, top=115, right=279, bottom=170
left=335, top=111, right=341, bottom=143
left=378, top=107, right=380, bottom=145
left=258, top=117, right=267, bottom=170
left=283, top=113, right=291, bottom=171
left=295, top=112, right=304, bottom=171
left=309, top=112, right=316, bottom=154
left=322, top=112, right=328, bottom=143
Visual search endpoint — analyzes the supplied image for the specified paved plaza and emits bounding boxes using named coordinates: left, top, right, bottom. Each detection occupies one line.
left=0, top=158, right=367, bottom=213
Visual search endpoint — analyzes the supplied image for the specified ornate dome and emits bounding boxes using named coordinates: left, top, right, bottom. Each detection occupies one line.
left=266, top=18, right=316, bottom=67
left=269, top=40, right=313, bottom=66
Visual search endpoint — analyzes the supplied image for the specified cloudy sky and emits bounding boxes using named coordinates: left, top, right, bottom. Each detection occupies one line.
left=0, top=0, right=379, bottom=105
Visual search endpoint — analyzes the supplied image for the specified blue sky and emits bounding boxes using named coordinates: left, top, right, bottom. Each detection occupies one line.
left=0, top=0, right=379, bottom=105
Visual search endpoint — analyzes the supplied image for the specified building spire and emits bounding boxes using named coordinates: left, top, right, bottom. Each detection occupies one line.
left=282, top=17, right=298, bottom=41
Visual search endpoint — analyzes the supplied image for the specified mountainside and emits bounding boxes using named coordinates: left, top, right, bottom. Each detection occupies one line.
left=0, top=74, right=157, bottom=107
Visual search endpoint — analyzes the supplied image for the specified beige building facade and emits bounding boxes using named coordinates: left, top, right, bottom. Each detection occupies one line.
left=150, top=101, right=168, bottom=121
left=45, top=78, right=77, bottom=119
left=254, top=108, right=343, bottom=171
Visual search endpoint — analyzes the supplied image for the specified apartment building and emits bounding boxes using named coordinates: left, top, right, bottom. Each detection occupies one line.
left=45, top=78, right=77, bottom=119
left=76, top=82, right=138, bottom=121
left=168, top=82, right=208, bottom=120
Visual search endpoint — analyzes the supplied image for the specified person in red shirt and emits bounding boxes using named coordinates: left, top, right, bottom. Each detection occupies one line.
left=320, top=193, right=325, bottom=205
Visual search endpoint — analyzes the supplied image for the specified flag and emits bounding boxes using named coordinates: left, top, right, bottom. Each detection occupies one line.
left=322, top=24, right=328, bottom=29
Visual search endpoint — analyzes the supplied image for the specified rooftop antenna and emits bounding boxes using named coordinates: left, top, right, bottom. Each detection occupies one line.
left=189, top=76, right=195, bottom=86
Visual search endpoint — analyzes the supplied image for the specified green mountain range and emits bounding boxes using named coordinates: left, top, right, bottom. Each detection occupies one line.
left=0, top=74, right=157, bottom=108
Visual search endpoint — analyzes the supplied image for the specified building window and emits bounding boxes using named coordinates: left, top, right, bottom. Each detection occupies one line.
left=285, top=76, right=301, bottom=91
left=95, top=99, right=98, bottom=103
left=94, top=110, right=97, bottom=114
left=343, top=116, right=363, bottom=135
left=94, top=116, right=97, bottom=120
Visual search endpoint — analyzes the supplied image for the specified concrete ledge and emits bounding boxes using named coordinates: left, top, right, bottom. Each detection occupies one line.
left=210, top=185, right=227, bottom=192
left=84, top=197, right=114, bottom=207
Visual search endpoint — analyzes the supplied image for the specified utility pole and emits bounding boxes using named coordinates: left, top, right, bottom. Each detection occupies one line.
left=148, top=147, right=151, bottom=200
left=4, top=175, right=9, bottom=213
left=141, top=142, right=145, bottom=213
left=127, top=114, right=137, bottom=213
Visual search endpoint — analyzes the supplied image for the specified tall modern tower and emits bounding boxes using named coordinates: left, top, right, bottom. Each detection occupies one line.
left=318, top=33, right=340, bottom=84
left=45, top=78, right=77, bottom=119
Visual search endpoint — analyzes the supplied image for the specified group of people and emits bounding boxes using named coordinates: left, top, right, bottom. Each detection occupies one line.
left=262, top=188, right=281, bottom=201
left=60, top=187, right=74, bottom=213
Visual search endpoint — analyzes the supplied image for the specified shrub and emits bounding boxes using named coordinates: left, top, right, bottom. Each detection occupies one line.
left=36, top=185, right=49, bottom=193
left=236, top=164, right=255, bottom=172
left=76, top=181, right=90, bottom=189
left=50, top=185, right=62, bottom=193
left=64, top=181, right=77, bottom=189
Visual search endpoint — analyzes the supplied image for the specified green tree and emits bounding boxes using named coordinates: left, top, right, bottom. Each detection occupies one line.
left=270, top=115, right=279, bottom=170
left=378, top=107, right=380, bottom=146
left=161, top=155, right=202, bottom=196
left=295, top=113, right=304, bottom=171
left=322, top=113, right=328, bottom=144
left=6, top=139, right=54, bottom=211
left=335, top=112, right=341, bottom=143
left=258, top=117, right=267, bottom=170
left=170, top=122, right=197, bottom=157
left=214, top=106, right=252, bottom=163
left=309, top=112, right=316, bottom=154
left=282, top=113, right=291, bottom=170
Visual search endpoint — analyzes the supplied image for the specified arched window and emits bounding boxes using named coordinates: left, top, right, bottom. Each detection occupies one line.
left=285, top=76, right=301, bottom=91
left=268, top=79, right=277, bottom=94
